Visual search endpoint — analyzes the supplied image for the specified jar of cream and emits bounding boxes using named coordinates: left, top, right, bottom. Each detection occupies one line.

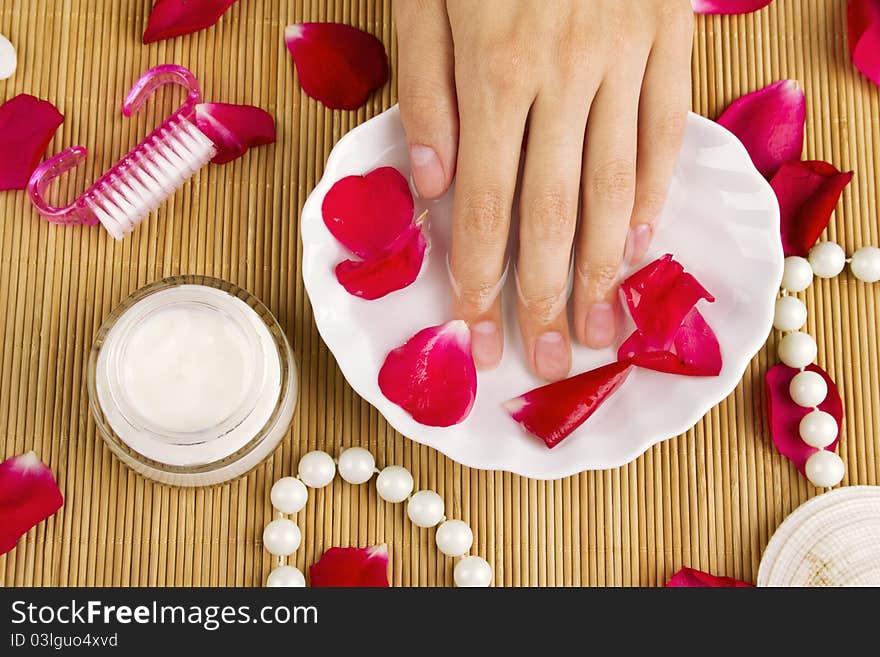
left=87, top=276, right=297, bottom=486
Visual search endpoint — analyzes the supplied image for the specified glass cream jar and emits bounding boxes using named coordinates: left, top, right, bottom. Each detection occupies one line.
left=87, top=276, right=296, bottom=486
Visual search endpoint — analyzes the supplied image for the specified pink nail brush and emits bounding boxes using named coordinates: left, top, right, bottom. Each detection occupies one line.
left=28, top=64, right=217, bottom=240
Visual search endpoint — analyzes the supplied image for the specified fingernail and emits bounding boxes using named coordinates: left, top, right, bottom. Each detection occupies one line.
left=625, top=224, right=653, bottom=265
left=471, top=321, right=503, bottom=368
left=535, top=331, right=569, bottom=381
left=583, top=302, right=617, bottom=348
left=410, top=145, right=445, bottom=199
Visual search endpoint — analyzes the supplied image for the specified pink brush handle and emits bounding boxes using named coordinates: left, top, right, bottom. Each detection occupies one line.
left=27, top=65, right=205, bottom=228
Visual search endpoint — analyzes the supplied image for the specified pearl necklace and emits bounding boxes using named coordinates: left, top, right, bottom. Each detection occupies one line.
left=261, top=447, right=493, bottom=587
left=775, top=243, right=880, bottom=487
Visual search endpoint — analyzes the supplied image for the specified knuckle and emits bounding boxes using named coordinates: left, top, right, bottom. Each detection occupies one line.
left=458, top=188, right=509, bottom=242
left=524, top=190, right=576, bottom=243
left=458, top=282, right=500, bottom=313
left=590, top=158, right=636, bottom=207
left=480, top=39, right=530, bottom=97
left=576, top=261, right=620, bottom=295
left=399, top=74, right=448, bottom=130
left=520, top=291, right=564, bottom=324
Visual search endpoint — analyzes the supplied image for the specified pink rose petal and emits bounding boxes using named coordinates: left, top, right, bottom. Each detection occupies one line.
left=667, top=567, right=753, bottom=587
left=335, top=221, right=428, bottom=300
left=0, top=94, right=64, bottom=191
left=620, top=308, right=722, bottom=376
left=379, top=320, right=477, bottom=427
left=193, top=102, right=276, bottom=165
left=619, top=254, right=714, bottom=350
left=284, top=23, right=389, bottom=110
left=322, top=167, right=414, bottom=260
left=692, top=0, right=773, bottom=14
left=766, top=363, right=843, bottom=475
left=309, top=545, right=390, bottom=587
left=771, top=160, right=854, bottom=257
left=143, top=0, right=238, bottom=44
left=504, top=361, right=634, bottom=449
left=848, top=0, right=880, bottom=86
left=0, top=452, right=64, bottom=555
left=717, top=80, right=805, bottom=178
left=616, top=255, right=722, bottom=376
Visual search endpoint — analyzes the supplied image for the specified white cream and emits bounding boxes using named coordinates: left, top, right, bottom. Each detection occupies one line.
left=92, top=282, right=296, bottom=486
left=0, top=34, right=16, bottom=80
left=121, top=303, right=254, bottom=434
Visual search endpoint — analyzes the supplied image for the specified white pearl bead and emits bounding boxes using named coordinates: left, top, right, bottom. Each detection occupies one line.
left=266, top=565, right=305, bottom=587
left=337, top=447, right=376, bottom=485
left=781, top=256, right=813, bottom=292
left=777, top=331, right=817, bottom=368
left=789, top=370, right=828, bottom=408
left=262, top=518, right=301, bottom=556
left=376, top=465, right=414, bottom=503
left=805, top=450, right=845, bottom=488
left=454, top=556, right=493, bottom=587
left=407, top=490, right=445, bottom=528
left=850, top=245, right=880, bottom=283
left=773, top=296, right=807, bottom=331
left=297, top=450, right=336, bottom=488
left=270, top=477, right=308, bottom=514
left=799, top=409, right=838, bottom=448
left=808, top=241, right=847, bottom=278
left=435, top=520, right=474, bottom=557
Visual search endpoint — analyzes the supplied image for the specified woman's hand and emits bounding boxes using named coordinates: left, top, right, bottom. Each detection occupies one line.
left=394, top=0, right=693, bottom=381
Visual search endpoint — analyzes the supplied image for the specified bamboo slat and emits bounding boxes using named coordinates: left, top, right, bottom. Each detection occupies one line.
left=0, top=0, right=877, bottom=587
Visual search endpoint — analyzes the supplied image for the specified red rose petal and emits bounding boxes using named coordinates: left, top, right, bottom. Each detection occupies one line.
left=848, top=0, right=880, bottom=86
left=691, top=0, right=773, bottom=13
left=335, top=221, right=428, bottom=300
left=617, top=255, right=721, bottom=377
left=766, top=363, right=843, bottom=474
left=620, top=308, right=722, bottom=376
left=143, top=0, right=238, bottom=44
left=771, top=160, right=854, bottom=257
left=504, top=361, right=633, bottom=449
left=309, top=545, right=390, bottom=587
left=667, top=567, right=753, bottom=587
left=620, top=254, right=714, bottom=350
left=0, top=452, right=64, bottom=555
left=0, top=94, right=64, bottom=191
left=717, top=80, right=805, bottom=178
left=322, top=167, right=414, bottom=260
left=193, top=102, right=276, bottom=165
left=284, top=22, right=388, bottom=110
left=379, top=320, right=477, bottom=427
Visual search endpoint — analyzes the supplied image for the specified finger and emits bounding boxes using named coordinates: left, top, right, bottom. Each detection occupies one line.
left=626, top=9, right=693, bottom=265
left=516, top=93, right=591, bottom=381
left=394, top=0, right=458, bottom=199
left=449, top=56, right=533, bottom=369
left=574, top=70, right=644, bottom=349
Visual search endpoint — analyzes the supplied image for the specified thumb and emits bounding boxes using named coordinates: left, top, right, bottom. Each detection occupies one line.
left=394, top=0, right=458, bottom=199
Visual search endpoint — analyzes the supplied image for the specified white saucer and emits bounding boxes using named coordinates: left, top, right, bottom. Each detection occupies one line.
left=301, top=105, right=782, bottom=479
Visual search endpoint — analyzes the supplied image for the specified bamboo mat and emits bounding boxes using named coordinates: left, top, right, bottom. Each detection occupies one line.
left=0, top=0, right=877, bottom=588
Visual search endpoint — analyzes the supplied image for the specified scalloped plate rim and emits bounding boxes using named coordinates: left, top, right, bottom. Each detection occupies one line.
left=301, top=105, right=782, bottom=480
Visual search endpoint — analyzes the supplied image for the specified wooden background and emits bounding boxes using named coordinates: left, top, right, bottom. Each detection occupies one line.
left=1, top=0, right=877, bottom=587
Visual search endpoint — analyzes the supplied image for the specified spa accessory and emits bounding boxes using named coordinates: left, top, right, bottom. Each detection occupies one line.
left=758, top=486, right=880, bottom=586
left=87, top=276, right=297, bottom=486
left=264, top=449, right=492, bottom=587
left=769, top=242, right=880, bottom=488
left=27, top=65, right=217, bottom=240
left=0, top=33, right=16, bottom=80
